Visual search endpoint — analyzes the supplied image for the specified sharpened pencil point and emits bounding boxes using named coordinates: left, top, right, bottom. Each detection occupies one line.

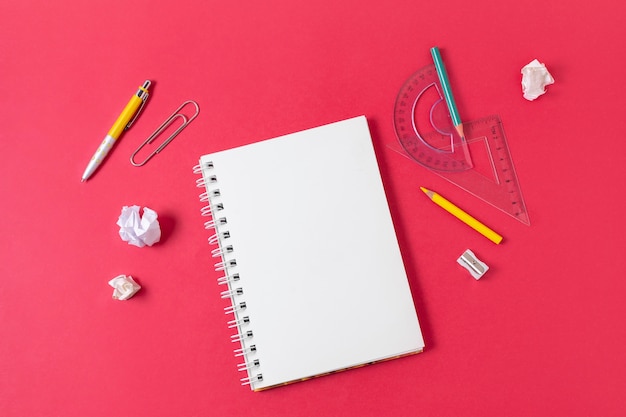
left=420, top=187, right=434, bottom=198
left=455, top=123, right=464, bottom=139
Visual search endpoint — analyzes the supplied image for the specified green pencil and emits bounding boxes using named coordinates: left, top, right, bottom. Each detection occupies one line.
left=430, top=46, right=464, bottom=138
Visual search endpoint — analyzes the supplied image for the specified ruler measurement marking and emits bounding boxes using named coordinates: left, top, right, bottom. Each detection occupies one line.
left=393, top=65, right=530, bottom=225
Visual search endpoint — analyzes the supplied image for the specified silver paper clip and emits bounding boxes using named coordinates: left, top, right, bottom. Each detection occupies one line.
left=130, top=100, right=200, bottom=167
left=457, top=249, right=489, bottom=280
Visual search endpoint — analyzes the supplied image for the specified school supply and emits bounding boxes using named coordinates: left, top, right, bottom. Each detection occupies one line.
left=430, top=46, right=464, bottom=138
left=82, top=80, right=151, bottom=181
left=130, top=100, right=200, bottom=166
left=393, top=65, right=530, bottom=225
left=420, top=187, right=503, bottom=244
left=194, top=116, right=424, bottom=391
left=457, top=249, right=489, bottom=280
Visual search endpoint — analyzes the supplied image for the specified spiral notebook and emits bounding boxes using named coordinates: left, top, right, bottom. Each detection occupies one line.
left=194, top=116, right=424, bottom=390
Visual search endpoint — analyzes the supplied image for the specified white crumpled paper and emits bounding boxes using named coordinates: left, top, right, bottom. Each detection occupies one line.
left=521, top=59, right=554, bottom=101
left=117, top=205, right=161, bottom=247
left=108, top=274, right=141, bottom=300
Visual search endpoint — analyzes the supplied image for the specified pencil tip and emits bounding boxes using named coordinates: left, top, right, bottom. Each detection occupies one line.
left=455, top=123, right=464, bottom=138
left=420, top=187, right=434, bottom=199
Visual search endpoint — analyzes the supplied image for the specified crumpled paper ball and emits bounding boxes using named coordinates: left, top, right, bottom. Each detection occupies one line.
left=117, top=205, right=161, bottom=247
left=108, top=274, right=141, bottom=300
left=521, top=59, right=554, bottom=101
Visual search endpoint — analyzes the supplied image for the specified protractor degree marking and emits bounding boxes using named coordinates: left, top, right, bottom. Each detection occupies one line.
left=393, top=64, right=472, bottom=173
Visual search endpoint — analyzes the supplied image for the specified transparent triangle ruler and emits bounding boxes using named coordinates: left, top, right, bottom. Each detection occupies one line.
left=393, top=64, right=530, bottom=225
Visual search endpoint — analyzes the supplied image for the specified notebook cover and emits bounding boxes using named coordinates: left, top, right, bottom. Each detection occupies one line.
left=198, top=116, right=424, bottom=390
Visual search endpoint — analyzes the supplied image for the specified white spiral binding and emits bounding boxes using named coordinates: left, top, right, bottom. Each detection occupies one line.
left=217, top=273, right=240, bottom=286
left=227, top=315, right=249, bottom=328
left=237, top=358, right=260, bottom=371
left=214, top=259, right=237, bottom=271
left=231, top=330, right=253, bottom=343
left=212, top=244, right=233, bottom=257
left=195, top=160, right=261, bottom=388
left=192, top=161, right=213, bottom=175
left=224, top=301, right=247, bottom=314
left=200, top=205, right=213, bottom=217
left=240, top=374, right=263, bottom=386
left=208, top=231, right=230, bottom=245
left=205, top=218, right=227, bottom=230
left=234, top=345, right=257, bottom=357
left=196, top=177, right=207, bottom=188
left=221, top=287, right=243, bottom=299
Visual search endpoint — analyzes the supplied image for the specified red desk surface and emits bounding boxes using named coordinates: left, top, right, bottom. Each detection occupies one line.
left=2, top=1, right=625, bottom=416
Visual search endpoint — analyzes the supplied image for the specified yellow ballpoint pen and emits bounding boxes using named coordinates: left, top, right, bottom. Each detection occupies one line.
left=421, top=187, right=503, bottom=244
left=81, top=80, right=151, bottom=182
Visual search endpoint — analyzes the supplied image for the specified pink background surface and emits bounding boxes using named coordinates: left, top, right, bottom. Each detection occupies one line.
left=2, top=0, right=625, bottom=415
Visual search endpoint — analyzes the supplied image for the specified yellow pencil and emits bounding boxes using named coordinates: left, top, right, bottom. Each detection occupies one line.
left=420, top=187, right=503, bottom=244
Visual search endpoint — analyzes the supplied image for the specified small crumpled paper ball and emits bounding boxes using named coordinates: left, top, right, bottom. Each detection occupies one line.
left=521, top=59, right=554, bottom=101
left=117, top=205, right=161, bottom=247
left=108, top=274, right=141, bottom=300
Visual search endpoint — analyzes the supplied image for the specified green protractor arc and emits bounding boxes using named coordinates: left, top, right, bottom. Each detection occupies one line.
left=393, top=65, right=530, bottom=225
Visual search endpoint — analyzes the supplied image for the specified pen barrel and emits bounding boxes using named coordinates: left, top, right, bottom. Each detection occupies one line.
left=108, top=95, right=143, bottom=139
left=82, top=134, right=117, bottom=181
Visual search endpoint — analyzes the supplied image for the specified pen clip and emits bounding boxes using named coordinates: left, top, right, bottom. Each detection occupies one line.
left=125, top=92, right=149, bottom=130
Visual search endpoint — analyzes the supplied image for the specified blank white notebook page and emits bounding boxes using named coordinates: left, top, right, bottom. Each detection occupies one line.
left=199, top=115, right=424, bottom=390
